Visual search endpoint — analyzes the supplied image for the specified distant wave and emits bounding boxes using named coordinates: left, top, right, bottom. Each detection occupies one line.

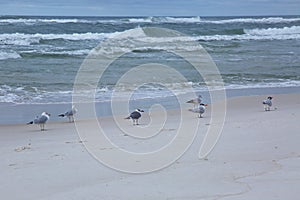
left=196, top=26, right=300, bottom=41
left=1, top=25, right=299, bottom=49
left=235, top=26, right=300, bottom=41
left=0, top=16, right=202, bottom=24
left=1, top=16, right=299, bottom=25
left=244, top=25, right=300, bottom=36
left=0, top=32, right=107, bottom=45
left=20, top=49, right=91, bottom=58
left=160, top=16, right=202, bottom=23
left=0, top=18, right=91, bottom=24
left=202, top=17, right=300, bottom=24
left=127, top=16, right=300, bottom=24
left=107, top=26, right=300, bottom=41
left=122, top=16, right=202, bottom=23
left=127, top=17, right=153, bottom=23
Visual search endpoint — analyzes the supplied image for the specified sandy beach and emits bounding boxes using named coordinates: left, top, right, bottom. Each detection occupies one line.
left=0, top=93, right=299, bottom=199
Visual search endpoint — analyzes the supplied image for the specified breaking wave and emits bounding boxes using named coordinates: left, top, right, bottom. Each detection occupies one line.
left=1, top=25, right=299, bottom=47
left=0, top=50, right=21, bottom=60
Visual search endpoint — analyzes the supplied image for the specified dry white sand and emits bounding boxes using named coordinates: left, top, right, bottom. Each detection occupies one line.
left=0, top=93, right=299, bottom=200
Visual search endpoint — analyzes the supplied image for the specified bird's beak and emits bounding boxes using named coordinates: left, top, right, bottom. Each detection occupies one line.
left=204, top=104, right=208, bottom=106
left=47, top=113, right=51, bottom=116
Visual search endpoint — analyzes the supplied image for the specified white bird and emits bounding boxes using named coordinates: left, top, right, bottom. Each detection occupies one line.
left=186, top=95, right=202, bottom=109
left=58, top=106, right=77, bottom=122
left=262, top=96, right=273, bottom=111
left=189, top=103, right=208, bottom=118
left=27, top=112, right=51, bottom=131
left=125, top=109, right=144, bottom=125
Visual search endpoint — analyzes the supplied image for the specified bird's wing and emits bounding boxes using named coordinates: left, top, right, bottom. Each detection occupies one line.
left=263, top=99, right=272, bottom=106
left=38, top=115, right=49, bottom=124
left=130, top=111, right=141, bottom=119
left=199, top=106, right=205, bottom=113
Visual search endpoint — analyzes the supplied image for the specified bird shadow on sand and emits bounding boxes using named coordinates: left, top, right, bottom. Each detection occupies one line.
left=25, top=128, right=54, bottom=133
left=59, top=121, right=76, bottom=124
left=258, top=108, right=278, bottom=113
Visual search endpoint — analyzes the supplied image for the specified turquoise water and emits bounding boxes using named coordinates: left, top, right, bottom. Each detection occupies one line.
left=0, top=16, right=300, bottom=104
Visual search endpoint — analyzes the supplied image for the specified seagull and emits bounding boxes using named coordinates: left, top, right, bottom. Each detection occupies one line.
left=186, top=95, right=202, bottom=109
left=58, top=106, right=77, bottom=122
left=125, top=109, right=144, bottom=125
left=189, top=103, right=208, bottom=118
left=27, top=112, right=51, bottom=131
left=262, top=96, right=273, bottom=111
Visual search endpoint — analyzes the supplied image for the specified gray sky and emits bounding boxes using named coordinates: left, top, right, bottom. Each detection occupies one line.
left=0, top=0, right=299, bottom=16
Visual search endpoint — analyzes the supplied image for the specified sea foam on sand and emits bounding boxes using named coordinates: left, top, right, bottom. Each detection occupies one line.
left=0, top=93, right=299, bottom=200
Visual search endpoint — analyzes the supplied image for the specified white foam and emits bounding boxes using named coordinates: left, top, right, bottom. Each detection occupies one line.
left=108, top=27, right=147, bottom=39
left=1, top=16, right=300, bottom=25
left=103, top=26, right=300, bottom=42
left=34, top=49, right=91, bottom=56
left=1, top=24, right=299, bottom=47
left=0, top=85, right=19, bottom=103
left=194, top=34, right=300, bottom=41
left=1, top=79, right=300, bottom=104
left=163, top=16, right=202, bottom=23
left=0, top=18, right=90, bottom=24
left=202, top=17, right=300, bottom=24
left=122, top=16, right=300, bottom=24
left=193, top=26, right=300, bottom=41
left=0, top=32, right=107, bottom=45
left=225, top=80, right=300, bottom=90
left=0, top=16, right=203, bottom=25
left=245, top=26, right=300, bottom=36
left=0, top=51, right=21, bottom=60
left=127, top=17, right=153, bottom=23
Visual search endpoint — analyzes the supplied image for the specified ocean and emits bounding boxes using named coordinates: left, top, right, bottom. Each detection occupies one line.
left=0, top=15, right=300, bottom=105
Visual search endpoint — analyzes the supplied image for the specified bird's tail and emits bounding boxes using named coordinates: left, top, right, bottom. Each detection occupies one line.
left=58, top=114, right=65, bottom=117
left=124, top=116, right=130, bottom=119
left=27, top=121, right=33, bottom=125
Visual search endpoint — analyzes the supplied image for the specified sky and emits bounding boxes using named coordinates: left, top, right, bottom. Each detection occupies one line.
left=0, top=0, right=299, bottom=16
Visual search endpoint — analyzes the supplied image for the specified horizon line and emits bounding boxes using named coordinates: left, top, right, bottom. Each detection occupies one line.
left=1, top=14, right=299, bottom=18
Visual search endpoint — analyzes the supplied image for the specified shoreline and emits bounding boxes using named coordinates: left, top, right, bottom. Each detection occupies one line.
left=0, top=86, right=299, bottom=125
